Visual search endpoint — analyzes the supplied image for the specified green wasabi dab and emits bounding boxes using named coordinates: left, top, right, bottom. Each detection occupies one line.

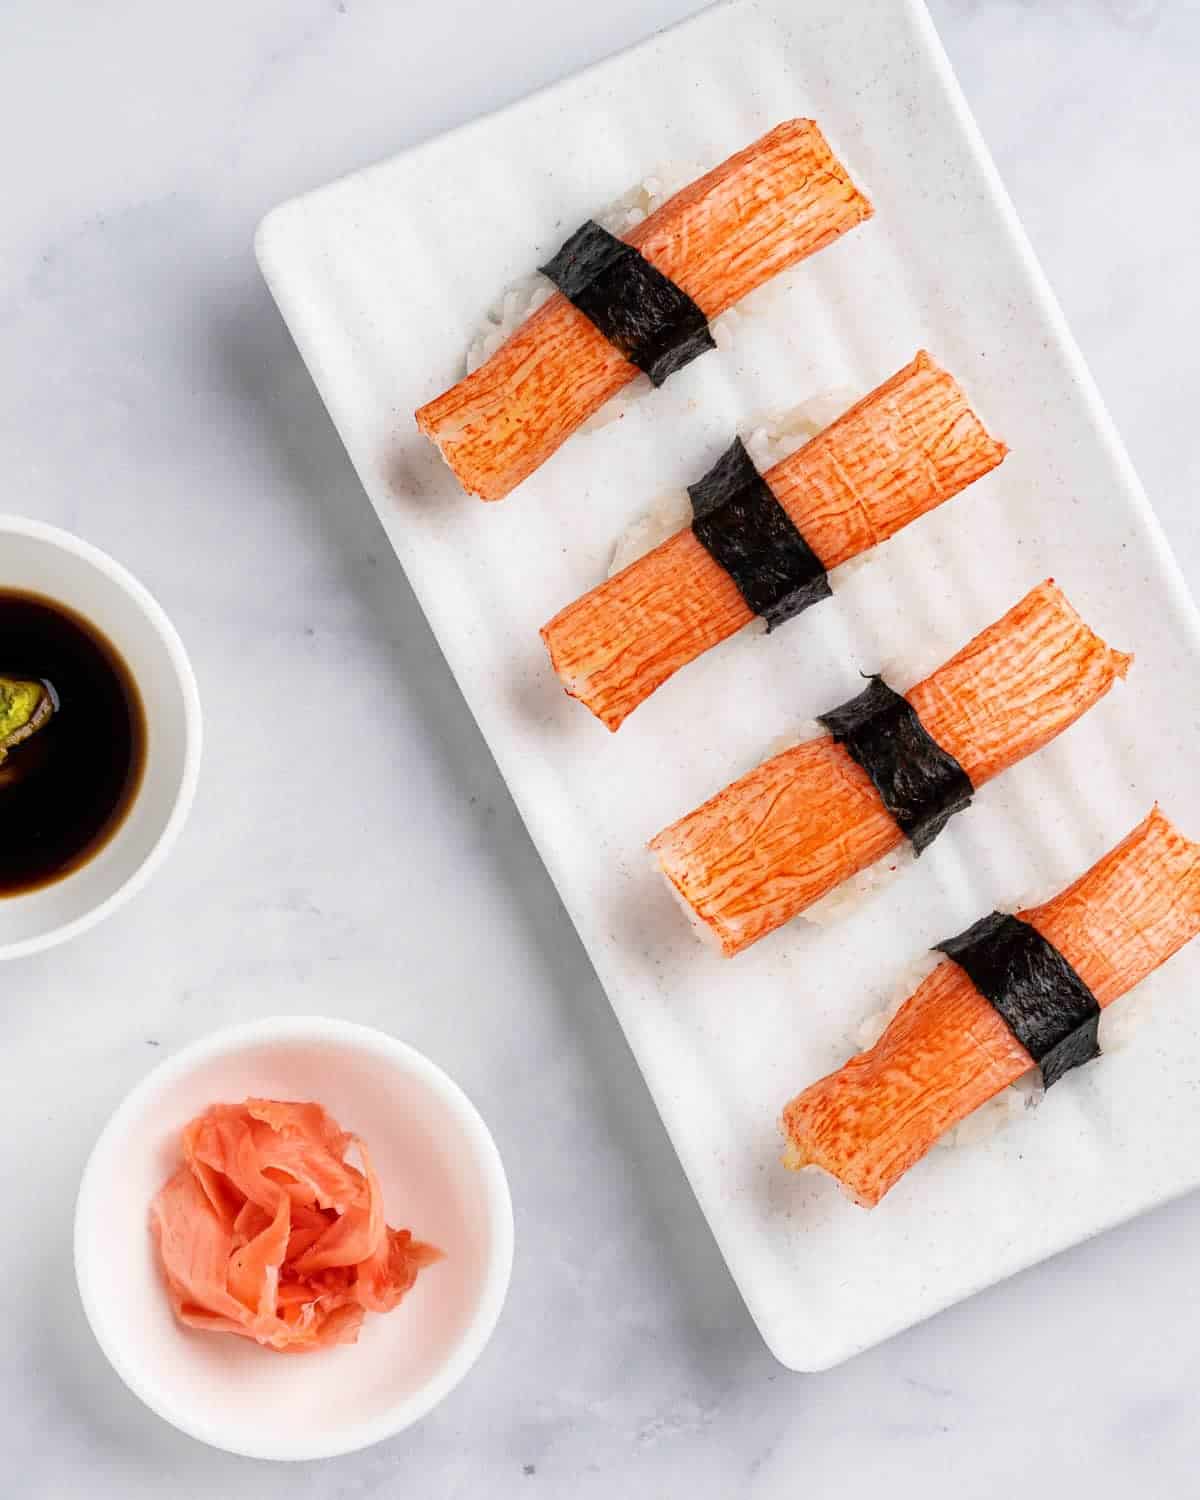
left=0, top=677, right=55, bottom=765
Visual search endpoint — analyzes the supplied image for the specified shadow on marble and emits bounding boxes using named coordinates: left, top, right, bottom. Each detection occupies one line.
left=499, top=635, right=583, bottom=744
left=382, top=431, right=471, bottom=519
left=51, top=1243, right=206, bottom=1470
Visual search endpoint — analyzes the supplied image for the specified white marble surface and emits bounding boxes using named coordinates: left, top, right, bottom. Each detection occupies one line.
left=1, top=1, right=1196, bottom=1493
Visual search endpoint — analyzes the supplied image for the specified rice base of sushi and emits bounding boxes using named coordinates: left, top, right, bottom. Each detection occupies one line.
left=847, top=910, right=1158, bottom=1154
left=466, top=166, right=699, bottom=394
left=608, top=489, right=692, bottom=576
left=607, top=389, right=861, bottom=578
left=466, top=167, right=832, bottom=436
left=741, top=389, right=859, bottom=473
left=801, top=843, right=914, bottom=929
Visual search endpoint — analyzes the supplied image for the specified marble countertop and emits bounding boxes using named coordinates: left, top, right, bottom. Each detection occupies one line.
left=3, top=1, right=1196, bottom=1494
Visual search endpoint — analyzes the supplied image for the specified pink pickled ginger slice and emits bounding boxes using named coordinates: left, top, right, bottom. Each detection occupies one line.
left=151, top=1098, right=440, bottom=1352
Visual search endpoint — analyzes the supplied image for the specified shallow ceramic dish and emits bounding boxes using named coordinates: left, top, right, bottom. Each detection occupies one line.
left=0, top=515, right=201, bottom=958
left=256, top=0, right=1200, bottom=1368
left=74, top=1016, right=514, bottom=1460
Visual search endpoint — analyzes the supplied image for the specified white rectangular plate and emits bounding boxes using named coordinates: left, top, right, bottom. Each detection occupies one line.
left=256, top=0, right=1200, bottom=1369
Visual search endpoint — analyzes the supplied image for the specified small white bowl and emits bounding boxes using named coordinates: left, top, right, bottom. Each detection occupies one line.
left=74, top=1016, right=514, bottom=1461
left=0, top=515, right=201, bottom=959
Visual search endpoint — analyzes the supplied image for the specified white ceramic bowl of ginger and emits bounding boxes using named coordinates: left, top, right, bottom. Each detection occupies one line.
left=74, top=1015, right=514, bottom=1460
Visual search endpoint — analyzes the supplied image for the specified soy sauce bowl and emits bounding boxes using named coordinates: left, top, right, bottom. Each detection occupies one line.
left=74, top=1016, right=514, bottom=1461
left=0, top=515, right=201, bottom=959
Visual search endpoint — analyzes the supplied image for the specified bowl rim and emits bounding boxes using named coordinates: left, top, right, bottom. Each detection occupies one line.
left=73, top=1014, right=516, bottom=1461
left=0, top=513, right=203, bottom=960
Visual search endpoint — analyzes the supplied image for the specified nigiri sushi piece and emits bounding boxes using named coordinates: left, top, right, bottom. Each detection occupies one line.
left=541, top=352, right=1007, bottom=730
left=649, top=581, right=1130, bottom=956
left=416, top=120, right=873, bottom=501
left=781, top=807, right=1200, bottom=1206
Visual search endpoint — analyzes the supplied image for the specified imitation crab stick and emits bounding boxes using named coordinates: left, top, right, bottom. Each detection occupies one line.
left=541, top=352, right=1007, bottom=730
left=649, top=581, right=1131, bottom=956
left=415, top=120, right=873, bottom=500
left=781, top=808, right=1200, bottom=1206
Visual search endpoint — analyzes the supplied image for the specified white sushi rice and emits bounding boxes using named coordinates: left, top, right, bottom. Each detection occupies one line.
left=465, top=165, right=703, bottom=433
left=761, top=724, right=820, bottom=762
left=801, top=844, right=914, bottom=930
left=846, top=883, right=1158, bottom=1154
left=607, top=388, right=861, bottom=576
left=942, top=1071, right=1047, bottom=1148
left=852, top=950, right=943, bottom=1050
left=465, top=278, right=555, bottom=374
left=592, top=169, right=699, bottom=237
left=608, top=489, right=692, bottom=576
left=847, top=950, right=1045, bottom=1152
left=741, top=388, right=858, bottom=473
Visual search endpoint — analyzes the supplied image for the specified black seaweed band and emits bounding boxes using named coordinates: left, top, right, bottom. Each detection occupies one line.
left=539, top=221, right=715, bottom=387
left=937, top=911, right=1101, bottom=1088
left=818, top=676, right=973, bottom=854
left=687, top=438, right=832, bottom=630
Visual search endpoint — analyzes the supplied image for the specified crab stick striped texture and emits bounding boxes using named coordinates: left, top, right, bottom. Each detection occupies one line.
left=649, top=581, right=1131, bottom=956
left=415, top=120, right=873, bottom=500
left=781, top=808, right=1200, bottom=1206
left=542, top=351, right=1007, bottom=730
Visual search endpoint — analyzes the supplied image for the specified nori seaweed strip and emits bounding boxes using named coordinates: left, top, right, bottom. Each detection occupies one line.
left=539, top=221, right=715, bottom=387
left=937, top=911, right=1101, bottom=1088
left=819, top=676, right=973, bottom=854
left=687, top=438, right=832, bottom=629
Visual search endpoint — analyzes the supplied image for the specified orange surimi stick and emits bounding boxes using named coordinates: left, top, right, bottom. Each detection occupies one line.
left=649, top=581, right=1131, bottom=956
left=781, top=807, right=1200, bottom=1206
left=415, top=121, right=873, bottom=501
left=541, top=352, right=1007, bottom=730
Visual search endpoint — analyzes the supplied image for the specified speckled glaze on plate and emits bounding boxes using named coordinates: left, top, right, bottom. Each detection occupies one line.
left=255, top=0, right=1200, bottom=1370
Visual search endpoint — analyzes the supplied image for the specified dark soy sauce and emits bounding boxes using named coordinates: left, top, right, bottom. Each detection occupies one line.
left=0, top=589, right=146, bottom=896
